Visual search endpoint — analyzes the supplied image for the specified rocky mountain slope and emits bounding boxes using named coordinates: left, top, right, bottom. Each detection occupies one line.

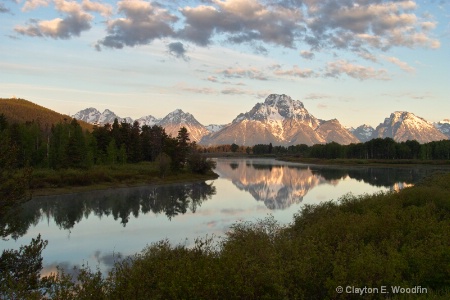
left=434, top=119, right=450, bottom=138
left=73, top=108, right=133, bottom=125
left=373, top=111, right=447, bottom=143
left=349, top=124, right=375, bottom=143
left=158, top=109, right=210, bottom=143
left=200, top=94, right=358, bottom=146
left=72, top=95, right=448, bottom=145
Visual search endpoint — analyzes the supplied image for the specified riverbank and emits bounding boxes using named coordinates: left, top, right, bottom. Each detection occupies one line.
left=29, top=163, right=218, bottom=197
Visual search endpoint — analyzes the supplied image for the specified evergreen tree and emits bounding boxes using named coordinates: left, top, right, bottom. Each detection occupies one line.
left=129, top=121, right=142, bottom=163
left=66, top=119, right=87, bottom=168
left=149, top=125, right=168, bottom=161
left=48, top=123, right=70, bottom=169
left=173, top=127, right=190, bottom=170
left=118, top=144, right=127, bottom=165
left=107, top=139, right=118, bottom=165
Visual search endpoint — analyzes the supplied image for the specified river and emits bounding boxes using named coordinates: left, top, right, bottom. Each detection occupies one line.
left=0, top=158, right=444, bottom=275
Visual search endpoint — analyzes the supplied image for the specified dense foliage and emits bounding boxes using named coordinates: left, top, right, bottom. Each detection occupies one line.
left=2, top=172, right=450, bottom=299
left=251, top=138, right=450, bottom=160
left=0, top=113, right=214, bottom=173
left=0, top=114, right=215, bottom=238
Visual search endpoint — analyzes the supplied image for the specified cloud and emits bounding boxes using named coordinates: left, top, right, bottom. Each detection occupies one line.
left=167, top=41, right=189, bottom=61
left=0, top=3, right=11, bottom=13
left=304, top=93, right=331, bottom=100
left=325, top=60, right=390, bottom=81
left=220, top=87, right=253, bottom=95
left=384, top=56, right=415, bottom=73
left=15, top=0, right=93, bottom=39
left=207, top=76, right=218, bottom=83
left=380, top=91, right=434, bottom=100
left=178, top=0, right=302, bottom=48
left=21, top=0, right=50, bottom=12
left=296, top=0, right=439, bottom=53
left=82, top=0, right=113, bottom=17
left=300, top=50, right=315, bottom=60
left=273, top=65, right=316, bottom=78
left=176, top=83, right=217, bottom=94
left=96, top=0, right=178, bottom=50
left=205, top=75, right=246, bottom=86
left=12, top=0, right=441, bottom=56
left=218, top=66, right=268, bottom=80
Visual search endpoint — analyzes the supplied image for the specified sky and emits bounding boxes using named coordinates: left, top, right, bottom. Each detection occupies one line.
left=1, top=0, right=449, bottom=128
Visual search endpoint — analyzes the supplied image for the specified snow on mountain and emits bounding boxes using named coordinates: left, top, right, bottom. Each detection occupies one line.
left=205, top=124, right=226, bottom=133
left=136, top=115, right=161, bottom=127
left=72, top=108, right=101, bottom=124
left=214, top=159, right=328, bottom=209
left=351, top=124, right=375, bottom=142
left=73, top=108, right=132, bottom=125
left=201, top=94, right=357, bottom=146
left=96, top=109, right=119, bottom=125
left=73, top=101, right=448, bottom=146
left=73, top=107, right=209, bottom=142
left=158, top=109, right=210, bottom=142
left=434, top=119, right=450, bottom=138
left=374, top=111, right=447, bottom=143
left=315, top=119, right=360, bottom=144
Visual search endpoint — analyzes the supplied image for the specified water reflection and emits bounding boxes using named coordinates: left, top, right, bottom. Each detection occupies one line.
left=41, top=250, right=121, bottom=278
left=1, top=182, right=216, bottom=240
left=214, top=159, right=440, bottom=210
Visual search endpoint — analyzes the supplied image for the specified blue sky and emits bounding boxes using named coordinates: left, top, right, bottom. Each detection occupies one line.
left=1, top=0, right=449, bottom=127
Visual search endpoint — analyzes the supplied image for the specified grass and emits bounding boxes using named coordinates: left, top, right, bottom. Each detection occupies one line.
left=29, top=163, right=218, bottom=196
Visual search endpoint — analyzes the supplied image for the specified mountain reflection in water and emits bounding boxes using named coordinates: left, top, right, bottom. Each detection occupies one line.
left=213, top=158, right=437, bottom=210
left=1, top=182, right=215, bottom=240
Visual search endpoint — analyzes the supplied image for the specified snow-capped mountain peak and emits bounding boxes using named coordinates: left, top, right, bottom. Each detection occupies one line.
left=136, top=115, right=161, bottom=127
left=73, top=107, right=101, bottom=123
left=375, top=111, right=447, bottom=142
left=206, top=124, right=226, bottom=133
left=434, top=119, right=450, bottom=138
left=201, top=94, right=357, bottom=146
left=351, top=124, right=375, bottom=142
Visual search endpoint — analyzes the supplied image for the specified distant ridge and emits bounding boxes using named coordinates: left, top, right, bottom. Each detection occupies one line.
left=373, top=111, right=447, bottom=143
left=200, top=94, right=359, bottom=146
left=71, top=94, right=450, bottom=145
left=0, top=98, right=93, bottom=131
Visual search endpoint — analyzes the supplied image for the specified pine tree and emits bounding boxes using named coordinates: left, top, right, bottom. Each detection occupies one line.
left=173, top=127, right=190, bottom=170
left=66, top=119, right=87, bottom=168
left=129, top=121, right=142, bottom=163
left=107, top=139, right=118, bottom=165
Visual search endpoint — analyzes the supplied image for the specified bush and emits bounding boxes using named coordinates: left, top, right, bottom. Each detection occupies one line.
left=155, top=153, right=171, bottom=178
left=187, top=152, right=216, bottom=174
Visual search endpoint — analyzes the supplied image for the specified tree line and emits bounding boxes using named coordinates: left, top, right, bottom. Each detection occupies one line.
left=0, top=114, right=214, bottom=172
left=250, top=138, right=450, bottom=160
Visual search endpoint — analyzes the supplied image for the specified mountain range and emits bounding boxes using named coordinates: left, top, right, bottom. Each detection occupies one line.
left=72, top=94, right=448, bottom=145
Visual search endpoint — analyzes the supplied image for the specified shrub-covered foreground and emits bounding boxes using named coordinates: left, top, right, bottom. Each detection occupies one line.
left=2, top=173, right=450, bottom=299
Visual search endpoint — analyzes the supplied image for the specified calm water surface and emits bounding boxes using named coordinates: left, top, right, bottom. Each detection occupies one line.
left=1, top=158, right=444, bottom=275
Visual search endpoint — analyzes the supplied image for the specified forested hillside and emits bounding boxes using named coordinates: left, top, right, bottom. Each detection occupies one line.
left=0, top=98, right=93, bottom=131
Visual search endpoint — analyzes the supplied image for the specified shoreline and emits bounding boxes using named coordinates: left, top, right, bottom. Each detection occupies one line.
left=276, top=157, right=450, bottom=167
left=31, top=172, right=219, bottom=197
